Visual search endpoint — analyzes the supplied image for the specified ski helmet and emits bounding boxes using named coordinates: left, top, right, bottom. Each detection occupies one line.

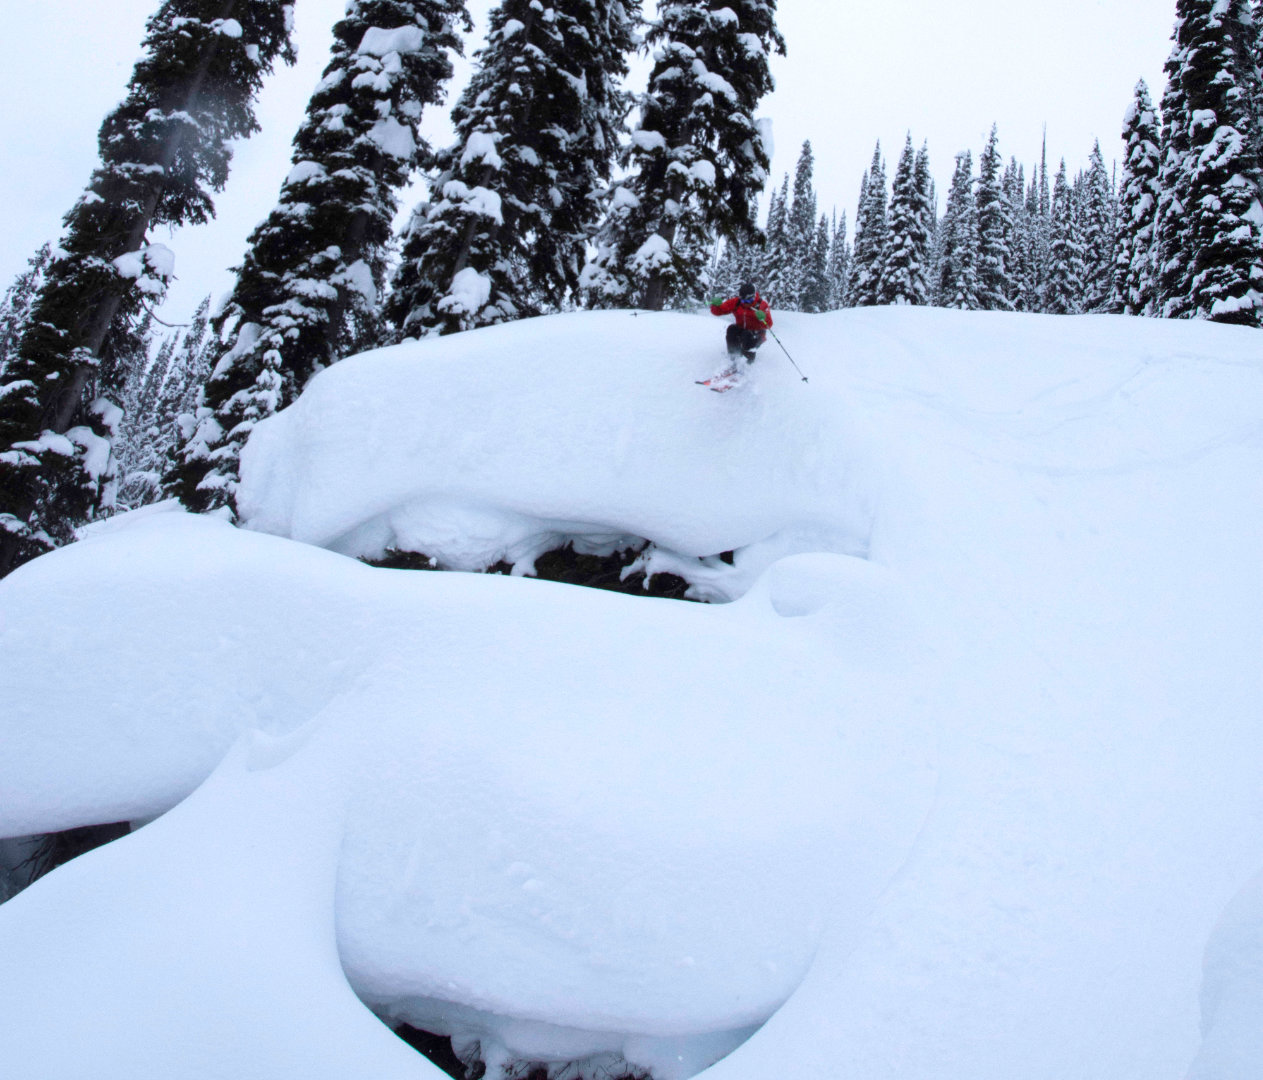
left=738, top=281, right=757, bottom=301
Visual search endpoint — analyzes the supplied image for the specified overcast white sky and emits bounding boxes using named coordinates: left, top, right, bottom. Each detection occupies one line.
left=0, top=0, right=1172, bottom=321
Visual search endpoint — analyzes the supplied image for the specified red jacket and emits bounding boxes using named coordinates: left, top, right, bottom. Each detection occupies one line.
left=710, top=294, right=773, bottom=334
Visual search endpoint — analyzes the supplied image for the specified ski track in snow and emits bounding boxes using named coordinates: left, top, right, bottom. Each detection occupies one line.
left=1, top=306, right=1261, bottom=1080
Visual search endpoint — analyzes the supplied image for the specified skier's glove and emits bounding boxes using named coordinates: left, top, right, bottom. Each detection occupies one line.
left=755, top=310, right=768, bottom=324
left=708, top=296, right=725, bottom=307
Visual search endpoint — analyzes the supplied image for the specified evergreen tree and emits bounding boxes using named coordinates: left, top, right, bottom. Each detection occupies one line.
left=393, top=0, right=639, bottom=335
left=582, top=0, right=784, bottom=310
left=0, top=0, right=295, bottom=576
left=878, top=135, right=931, bottom=305
left=118, top=298, right=214, bottom=510
left=849, top=142, right=889, bottom=306
left=976, top=124, right=1015, bottom=311
left=1027, top=134, right=1053, bottom=311
left=177, top=0, right=470, bottom=512
left=782, top=140, right=818, bottom=307
left=826, top=210, right=851, bottom=309
left=0, top=245, right=53, bottom=379
left=757, top=174, right=791, bottom=301
left=1046, top=160, right=1085, bottom=314
left=1156, top=21, right=1197, bottom=317
left=1112, top=79, right=1164, bottom=315
left=800, top=213, right=833, bottom=312
left=1004, top=159, right=1032, bottom=310
left=116, top=330, right=177, bottom=510
left=1079, top=141, right=1118, bottom=312
left=1159, top=0, right=1263, bottom=324
left=934, top=151, right=979, bottom=310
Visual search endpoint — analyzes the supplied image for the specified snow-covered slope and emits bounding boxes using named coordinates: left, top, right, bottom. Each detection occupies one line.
left=236, top=309, right=877, bottom=599
left=1, top=306, right=1260, bottom=1080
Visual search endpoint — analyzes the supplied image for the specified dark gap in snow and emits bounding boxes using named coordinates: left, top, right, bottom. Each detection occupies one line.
left=390, top=1026, right=655, bottom=1080
left=0, top=822, right=130, bottom=902
left=392, top=1025, right=479, bottom=1080
left=363, top=542, right=703, bottom=603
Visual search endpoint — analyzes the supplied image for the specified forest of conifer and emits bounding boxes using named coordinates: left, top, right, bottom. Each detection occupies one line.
left=0, top=0, right=1259, bottom=575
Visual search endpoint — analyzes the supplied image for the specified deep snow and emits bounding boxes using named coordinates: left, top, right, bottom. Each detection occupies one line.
left=0, top=306, right=1260, bottom=1080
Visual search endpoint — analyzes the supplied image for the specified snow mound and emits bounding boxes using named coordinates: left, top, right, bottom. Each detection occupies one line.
left=0, top=506, right=934, bottom=1074
left=1187, top=869, right=1263, bottom=1078
left=3, top=304, right=1261, bottom=1080
left=237, top=310, right=876, bottom=598
left=0, top=724, right=439, bottom=1080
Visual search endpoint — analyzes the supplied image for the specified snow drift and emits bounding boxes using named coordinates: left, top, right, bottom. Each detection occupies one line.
left=1, top=305, right=1260, bottom=1080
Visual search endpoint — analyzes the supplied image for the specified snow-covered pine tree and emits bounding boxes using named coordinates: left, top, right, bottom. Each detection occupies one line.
left=826, top=210, right=851, bottom=309
left=916, top=144, right=939, bottom=305
left=934, top=151, right=979, bottom=309
left=176, top=0, right=470, bottom=513
left=115, top=330, right=177, bottom=510
left=1155, top=19, right=1196, bottom=318
left=0, top=0, right=295, bottom=576
left=0, top=245, right=53, bottom=379
left=781, top=140, right=818, bottom=308
left=757, top=174, right=791, bottom=301
left=581, top=0, right=784, bottom=311
left=1025, top=135, right=1053, bottom=312
left=1079, top=141, right=1118, bottom=312
left=711, top=235, right=743, bottom=295
left=1046, top=160, right=1086, bottom=314
left=849, top=143, right=889, bottom=306
left=1159, top=0, right=1263, bottom=324
left=1004, top=159, right=1032, bottom=310
left=877, top=135, right=931, bottom=305
left=799, top=213, right=832, bottom=312
left=1112, top=80, right=1163, bottom=315
left=117, top=297, right=214, bottom=509
left=976, top=124, right=1015, bottom=311
left=392, top=0, right=639, bottom=336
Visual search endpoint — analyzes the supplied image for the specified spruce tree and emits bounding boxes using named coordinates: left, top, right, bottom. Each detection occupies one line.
left=1112, top=80, right=1163, bottom=315
left=934, top=151, right=980, bottom=309
left=118, top=297, right=214, bottom=509
left=1027, top=135, right=1053, bottom=312
left=878, top=135, right=931, bottom=305
left=1156, top=21, right=1197, bottom=317
left=1160, top=0, right=1263, bottom=324
left=0, top=245, right=53, bottom=379
left=1004, top=160, right=1032, bottom=311
left=1079, top=141, right=1118, bottom=312
left=0, top=0, right=295, bottom=576
left=177, top=0, right=470, bottom=512
left=757, top=174, right=791, bottom=301
left=1046, top=160, right=1086, bottom=314
left=782, top=140, right=819, bottom=308
left=976, top=125, right=1015, bottom=311
left=799, top=213, right=832, bottom=312
left=582, top=0, right=784, bottom=310
left=849, top=143, right=889, bottom=306
left=826, top=210, right=851, bottom=309
left=392, top=0, right=639, bottom=336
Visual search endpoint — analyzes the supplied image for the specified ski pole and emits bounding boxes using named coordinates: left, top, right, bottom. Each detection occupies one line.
left=767, top=328, right=809, bottom=383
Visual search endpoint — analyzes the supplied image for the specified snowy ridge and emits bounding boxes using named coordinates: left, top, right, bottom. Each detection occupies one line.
left=2, top=306, right=1261, bottom=1079
left=237, top=310, right=876, bottom=600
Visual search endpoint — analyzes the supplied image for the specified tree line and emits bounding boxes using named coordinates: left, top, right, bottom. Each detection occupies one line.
left=0, top=0, right=1259, bottom=579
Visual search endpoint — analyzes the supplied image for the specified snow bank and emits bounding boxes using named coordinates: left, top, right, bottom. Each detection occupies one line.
left=0, top=722, right=440, bottom=1080
left=0, top=505, right=933, bottom=1073
left=3, top=304, right=1261, bottom=1080
left=1187, top=870, right=1263, bottom=1078
left=237, top=311, right=877, bottom=597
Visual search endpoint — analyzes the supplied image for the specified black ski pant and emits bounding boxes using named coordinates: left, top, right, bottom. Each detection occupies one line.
left=726, top=324, right=765, bottom=360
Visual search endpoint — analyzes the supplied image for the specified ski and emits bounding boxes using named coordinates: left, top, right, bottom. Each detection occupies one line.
left=696, top=363, right=744, bottom=393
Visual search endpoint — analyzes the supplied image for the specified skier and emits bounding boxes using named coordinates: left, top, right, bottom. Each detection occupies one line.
left=709, top=281, right=773, bottom=363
